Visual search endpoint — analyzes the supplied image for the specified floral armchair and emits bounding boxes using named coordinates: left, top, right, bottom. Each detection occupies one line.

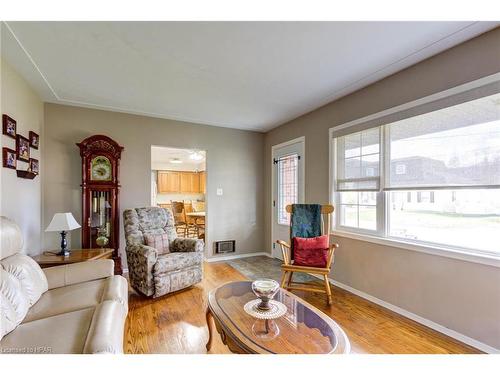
left=123, top=207, right=204, bottom=298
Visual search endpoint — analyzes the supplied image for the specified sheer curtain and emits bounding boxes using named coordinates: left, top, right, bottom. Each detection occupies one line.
left=384, top=93, right=500, bottom=190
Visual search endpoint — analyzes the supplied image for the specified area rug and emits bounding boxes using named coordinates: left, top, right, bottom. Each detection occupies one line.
left=225, top=255, right=316, bottom=283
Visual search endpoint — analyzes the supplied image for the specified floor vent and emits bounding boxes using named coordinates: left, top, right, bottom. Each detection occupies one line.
left=215, top=240, right=235, bottom=254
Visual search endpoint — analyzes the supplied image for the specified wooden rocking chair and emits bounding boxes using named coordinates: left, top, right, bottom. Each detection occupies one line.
left=276, top=204, right=339, bottom=305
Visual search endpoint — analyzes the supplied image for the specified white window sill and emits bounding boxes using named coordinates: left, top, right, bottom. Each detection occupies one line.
left=331, top=230, right=500, bottom=268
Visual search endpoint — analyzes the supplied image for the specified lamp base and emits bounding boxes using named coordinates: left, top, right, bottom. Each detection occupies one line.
left=56, top=248, right=70, bottom=257
left=58, top=230, right=70, bottom=257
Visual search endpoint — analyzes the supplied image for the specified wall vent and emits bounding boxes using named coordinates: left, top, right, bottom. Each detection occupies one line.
left=215, top=240, right=235, bottom=254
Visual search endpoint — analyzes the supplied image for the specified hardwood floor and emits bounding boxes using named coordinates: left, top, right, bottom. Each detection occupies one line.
left=124, top=261, right=481, bottom=354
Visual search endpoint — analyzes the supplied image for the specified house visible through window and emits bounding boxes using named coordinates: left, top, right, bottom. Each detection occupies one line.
left=333, top=91, right=500, bottom=255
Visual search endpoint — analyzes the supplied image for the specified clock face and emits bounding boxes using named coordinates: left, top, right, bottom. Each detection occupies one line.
left=91, top=156, right=112, bottom=181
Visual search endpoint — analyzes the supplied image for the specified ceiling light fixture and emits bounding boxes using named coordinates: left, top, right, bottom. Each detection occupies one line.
left=170, top=158, right=182, bottom=164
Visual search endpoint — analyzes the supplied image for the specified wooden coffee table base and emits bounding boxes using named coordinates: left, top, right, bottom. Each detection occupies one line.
left=206, top=307, right=248, bottom=354
left=205, top=307, right=214, bottom=351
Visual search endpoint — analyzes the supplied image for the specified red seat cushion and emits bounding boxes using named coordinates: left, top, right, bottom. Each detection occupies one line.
left=293, top=235, right=329, bottom=268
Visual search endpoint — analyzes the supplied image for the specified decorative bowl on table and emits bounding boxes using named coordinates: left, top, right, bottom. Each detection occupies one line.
left=251, top=279, right=280, bottom=311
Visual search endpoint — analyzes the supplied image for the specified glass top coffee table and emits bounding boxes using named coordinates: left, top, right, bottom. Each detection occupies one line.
left=205, top=281, right=350, bottom=354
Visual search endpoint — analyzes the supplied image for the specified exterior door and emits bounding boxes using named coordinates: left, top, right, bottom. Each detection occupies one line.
left=272, top=137, right=305, bottom=259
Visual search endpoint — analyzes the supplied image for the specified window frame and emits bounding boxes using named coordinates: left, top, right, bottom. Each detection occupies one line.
left=333, top=127, right=386, bottom=237
left=329, top=75, right=500, bottom=268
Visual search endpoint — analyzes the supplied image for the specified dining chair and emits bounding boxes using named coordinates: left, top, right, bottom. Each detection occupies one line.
left=276, top=204, right=339, bottom=305
left=183, top=200, right=199, bottom=238
left=171, top=201, right=188, bottom=237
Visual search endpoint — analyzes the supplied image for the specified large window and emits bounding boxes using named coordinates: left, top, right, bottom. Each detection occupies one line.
left=333, top=91, right=500, bottom=256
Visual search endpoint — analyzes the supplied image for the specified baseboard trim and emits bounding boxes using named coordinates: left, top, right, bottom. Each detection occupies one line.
left=205, top=251, right=272, bottom=263
left=308, top=273, right=498, bottom=354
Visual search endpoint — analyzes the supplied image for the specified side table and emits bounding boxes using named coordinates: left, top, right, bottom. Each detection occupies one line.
left=32, top=248, right=114, bottom=268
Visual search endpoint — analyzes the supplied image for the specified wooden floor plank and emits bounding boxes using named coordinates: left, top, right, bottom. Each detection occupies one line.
left=124, top=261, right=481, bottom=354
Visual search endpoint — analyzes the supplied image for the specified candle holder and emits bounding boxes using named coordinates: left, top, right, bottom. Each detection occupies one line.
left=251, top=279, right=280, bottom=311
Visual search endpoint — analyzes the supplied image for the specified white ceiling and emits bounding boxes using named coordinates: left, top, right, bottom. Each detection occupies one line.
left=2, top=21, right=498, bottom=132
left=151, top=146, right=205, bottom=168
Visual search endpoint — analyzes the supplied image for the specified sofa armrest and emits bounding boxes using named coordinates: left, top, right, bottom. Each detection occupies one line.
left=43, top=259, right=114, bottom=290
left=171, top=237, right=204, bottom=253
left=83, top=300, right=127, bottom=354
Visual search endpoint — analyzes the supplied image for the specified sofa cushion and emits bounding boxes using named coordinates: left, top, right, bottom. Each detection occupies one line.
left=0, top=269, right=30, bottom=339
left=144, top=233, right=170, bottom=255
left=43, top=260, right=114, bottom=290
left=0, top=307, right=95, bottom=354
left=23, top=275, right=128, bottom=323
left=153, top=252, right=203, bottom=274
left=1, top=254, right=48, bottom=305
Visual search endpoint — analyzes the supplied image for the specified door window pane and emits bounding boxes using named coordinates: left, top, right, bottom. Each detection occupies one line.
left=277, top=154, right=299, bottom=225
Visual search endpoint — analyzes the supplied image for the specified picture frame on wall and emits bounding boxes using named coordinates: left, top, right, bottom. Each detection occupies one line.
left=2, top=114, right=17, bottom=139
left=3, top=147, right=17, bottom=169
left=29, top=131, right=39, bottom=149
left=29, top=158, right=39, bottom=174
left=16, top=134, right=30, bottom=162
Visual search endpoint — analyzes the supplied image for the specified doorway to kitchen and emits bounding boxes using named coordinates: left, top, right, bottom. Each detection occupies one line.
left=151, top=146, right=207, bottom=243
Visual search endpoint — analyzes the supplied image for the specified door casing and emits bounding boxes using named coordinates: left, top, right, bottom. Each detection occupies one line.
left=270, top=136, right=305, bottom=259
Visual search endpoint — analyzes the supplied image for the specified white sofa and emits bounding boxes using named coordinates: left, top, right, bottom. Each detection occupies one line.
left=0, top=216, right=129, bottom=354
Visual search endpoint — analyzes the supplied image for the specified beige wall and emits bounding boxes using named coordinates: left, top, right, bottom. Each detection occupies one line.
left=43, top=104, right=265, bottom=264
left=264, top=28, right=500, bottom=350
left=0, top=59, right=44, bottom=255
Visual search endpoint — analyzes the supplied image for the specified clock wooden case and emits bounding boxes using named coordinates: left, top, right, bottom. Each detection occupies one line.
left=77, top=135, right=124, bottom=274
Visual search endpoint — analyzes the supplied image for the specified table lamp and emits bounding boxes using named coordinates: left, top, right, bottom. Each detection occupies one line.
left=45, top=213, right=81, bottom=256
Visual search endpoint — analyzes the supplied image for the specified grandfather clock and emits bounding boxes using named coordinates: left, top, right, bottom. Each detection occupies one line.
left=77, top=135, right=124, bottom=274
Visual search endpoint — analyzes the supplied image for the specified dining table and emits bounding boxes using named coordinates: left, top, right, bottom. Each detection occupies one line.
left=186, top=211, right=205, bottom=239
left=186, top=211, right=205, bottom=225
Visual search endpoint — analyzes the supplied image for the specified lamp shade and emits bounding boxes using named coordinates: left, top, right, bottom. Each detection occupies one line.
left=45, top=213, right=81, bottom=232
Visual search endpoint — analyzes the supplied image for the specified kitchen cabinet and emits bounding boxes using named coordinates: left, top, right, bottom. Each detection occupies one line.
left=180, top=172, right=199, bottom=193
left=157, top=171, right=180, bottom=193
left=157, top=170, right=204, bottom=194
left=199, top=171, right=206, bottom=194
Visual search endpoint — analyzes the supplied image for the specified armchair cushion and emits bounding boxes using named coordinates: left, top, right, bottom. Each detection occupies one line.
left=144, top=233, right=170, bottom=255
left=124, top=207, right=177, bottom=246
left=171, top=238, right=204, bottom=253
left=154, top=252, right=203, bottom=274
